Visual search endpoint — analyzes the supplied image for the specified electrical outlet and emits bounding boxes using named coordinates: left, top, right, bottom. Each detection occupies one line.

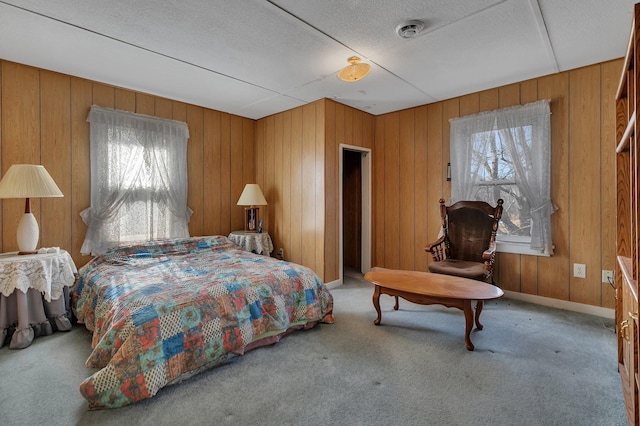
left=602, top=270, right=614, bottom=283
left=573, top=263, right=586, bottom=279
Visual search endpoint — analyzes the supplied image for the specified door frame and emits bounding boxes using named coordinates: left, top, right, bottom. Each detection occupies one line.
left=339, top=143, right=372, bottom=283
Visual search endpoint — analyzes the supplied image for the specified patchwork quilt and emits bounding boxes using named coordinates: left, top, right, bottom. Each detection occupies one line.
left=73, top=236, right=334, bottom=409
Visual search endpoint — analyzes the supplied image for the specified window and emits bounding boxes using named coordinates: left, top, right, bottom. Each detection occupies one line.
left=80, top=106, right=192, bottom=256
left=449, top=100, right=554, bottom=256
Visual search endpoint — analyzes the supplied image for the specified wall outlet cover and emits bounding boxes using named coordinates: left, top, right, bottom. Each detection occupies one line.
left=573, top=263, right=586, bottom=279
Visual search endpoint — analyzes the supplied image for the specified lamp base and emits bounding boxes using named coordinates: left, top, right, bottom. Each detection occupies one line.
left=244, top=207, right=259, bottom=233
left=17, top=212, right=39, bottom=253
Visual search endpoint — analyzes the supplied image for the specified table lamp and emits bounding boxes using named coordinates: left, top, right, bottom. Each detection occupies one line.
left=0, top=164, right=63, bottom=254
left=237, top=184, right=267, bottom=233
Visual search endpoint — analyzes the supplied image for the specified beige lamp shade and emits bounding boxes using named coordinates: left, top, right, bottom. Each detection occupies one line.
left=0, top=164, right=63, bottom=199
left=337, top=56, right=371, bottom=82
left=237, top=184, right=267, bottom=207
left=0, top=164, right=63, bottom=253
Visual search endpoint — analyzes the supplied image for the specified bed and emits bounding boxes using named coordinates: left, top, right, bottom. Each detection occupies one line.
left=72, top=235, right=334, bottom=409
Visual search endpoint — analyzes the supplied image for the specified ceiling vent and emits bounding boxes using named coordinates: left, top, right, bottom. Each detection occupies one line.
left=396, top=20, right=424, bottom=39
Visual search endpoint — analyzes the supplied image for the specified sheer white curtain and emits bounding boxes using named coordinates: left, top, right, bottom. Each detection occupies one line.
left=450, top=112, right=496, bottom=200
left=80, top=106, right=192, bottom=256
left=497, top=100, right=554, bottom=253
left=450, top=99, right=554, bottom=255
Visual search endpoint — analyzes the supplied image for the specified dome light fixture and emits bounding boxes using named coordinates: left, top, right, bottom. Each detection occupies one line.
left=396, top=20, right=424, bottom=39
left=337, top=56, right=371, bottom=82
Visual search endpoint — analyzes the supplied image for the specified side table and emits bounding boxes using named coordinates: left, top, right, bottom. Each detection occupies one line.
left=228, top=230, right=274, bottom=256
left=0, top=250, right=77, bottom=349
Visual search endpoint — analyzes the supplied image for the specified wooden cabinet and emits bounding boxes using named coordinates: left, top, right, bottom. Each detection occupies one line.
left=616, top=4, right=640, bottom=425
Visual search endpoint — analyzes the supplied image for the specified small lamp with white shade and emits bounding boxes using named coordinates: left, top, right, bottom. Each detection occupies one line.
left=0, top=164, right=63, bottom=254
left=237, top=184, right=267, bottom=233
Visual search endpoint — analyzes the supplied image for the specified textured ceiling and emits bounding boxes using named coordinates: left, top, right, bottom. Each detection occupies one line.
left=0, top=0, right=635, bottom=119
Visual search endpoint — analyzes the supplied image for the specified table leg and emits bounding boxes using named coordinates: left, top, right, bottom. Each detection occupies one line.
left=394, top=296, right=399, bottom=311
left=11, top=290, right=35, bottom=349
left=463, top=300, right=474, bottom=351
left=373, top=285, right=382, bottom=325
left=475, top=300, right=484, bottom=330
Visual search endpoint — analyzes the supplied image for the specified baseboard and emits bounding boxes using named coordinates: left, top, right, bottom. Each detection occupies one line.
left=325, top=279, right=342, bottom=290
left=503, top=290, right=614, bottom=319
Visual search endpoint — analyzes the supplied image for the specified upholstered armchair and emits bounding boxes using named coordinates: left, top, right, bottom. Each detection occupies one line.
left=425, top=198, right=503, bottom=284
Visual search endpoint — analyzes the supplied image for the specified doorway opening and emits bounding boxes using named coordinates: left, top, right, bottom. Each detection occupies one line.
left=339, top=144, right=371, bottom=284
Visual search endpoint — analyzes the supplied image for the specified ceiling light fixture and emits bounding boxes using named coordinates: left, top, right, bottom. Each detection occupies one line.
left=337, top=56, right=371, bottom=82
left=396, top=20, right=425, bottom=39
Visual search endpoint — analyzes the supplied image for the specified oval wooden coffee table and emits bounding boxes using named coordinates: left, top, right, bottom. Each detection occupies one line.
left=364, top=269, right=504, bottom=351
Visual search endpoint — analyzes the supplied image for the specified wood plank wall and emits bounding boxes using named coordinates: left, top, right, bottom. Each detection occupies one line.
left=324, top=99, right=375, bottom=282
left=373, top=59, right=622, bottom=308
left=0, top=60, right=254, bottom=268
left=254, top=100, right=327, bottom=280
left=254, top=99, right=374, bottom=283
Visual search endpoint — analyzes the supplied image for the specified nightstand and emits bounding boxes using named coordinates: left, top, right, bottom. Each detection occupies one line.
left=228, top=231, right=274, bottom=256
left=0, top=250, right=77, bottom=349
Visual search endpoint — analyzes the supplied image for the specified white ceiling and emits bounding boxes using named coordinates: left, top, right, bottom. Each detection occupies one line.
left=0, top=0, right=635, bottom=120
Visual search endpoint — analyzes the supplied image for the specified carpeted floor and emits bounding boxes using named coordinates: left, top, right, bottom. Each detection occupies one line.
left=0, top=269, right=626, bottom=425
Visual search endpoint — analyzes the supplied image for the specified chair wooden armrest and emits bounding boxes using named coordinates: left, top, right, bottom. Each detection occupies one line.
left=425, top=235, right=447, bottom=261
left=482, top=244, right=497, bottom=270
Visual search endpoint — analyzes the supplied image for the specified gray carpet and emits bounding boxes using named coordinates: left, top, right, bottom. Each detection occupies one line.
left=0, top=270, right=626, bottom=426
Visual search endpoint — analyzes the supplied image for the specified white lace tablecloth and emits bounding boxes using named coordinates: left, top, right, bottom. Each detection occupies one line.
left=228, top=231, right=274, bottom=255
left=0, top=250, right=77, bottom=302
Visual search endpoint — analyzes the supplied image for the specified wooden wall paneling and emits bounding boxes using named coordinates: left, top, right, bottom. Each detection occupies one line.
left=538, top=72, right=570, bottom=301
left=399, top=109, right=415, bottom=270
left=92, top=83, right=115, bottom=108
left=289, top=107, right=303, bottom=265
left=373, top=115, right=385, bottom=266
left=70, top=77, right=92, bottom=265
left=203, top=110, right=221, bottom=236
left=335, top=102, right=345, bottom=146
left=230, top=115, right=244, bottom=233
left=520, top=79, right=538, bottom=103
left=414, top=106, right=428, bottom=271
left=301, top=103, right=316, bottom=271
left=1, top=63, right=41, bottom=252
left=353, top=109, right=363, bottom=147
left=186, top=105, right=204, bottom=236
left=280, top=111, right=292, bottom=262
left=601, top=60, right=624, bottom=308
left=272, top=114, right=284, bottom=250
left=135, top=93, right=155, bottom=115
left=315, top=101, right=325, bottom=280
left=171, top=101, right=187, bottom=121
left=254, top=120, right=264, bottom=194
left=115, top=88, right=135, bottom=112
left=324, top=101, right=337, bottom=279
left=242, top=118, right=255, bottom=191
left=363, top=113, right=374, bottom=150
left=569, top=66, right=602, bottom=305
left=155, top=97, right=173, bottom=120
left=496, top=83, right=522, bottom=291
left=459, top=93, right=480, bottom=117
left=520, top=80, right=540, bottom=295
left=263, top=116, right=275, bottom=235
left=344, top=105, right=354, bottom=145
left=426, top=103, right=443, bottom=271
left=383, top=112, right=400, bottom=269
left=219, top=113, right=231, bottom=236
left=479, top=89, right=498, bottom=112
left=40, top=71, right=72, bottom=252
